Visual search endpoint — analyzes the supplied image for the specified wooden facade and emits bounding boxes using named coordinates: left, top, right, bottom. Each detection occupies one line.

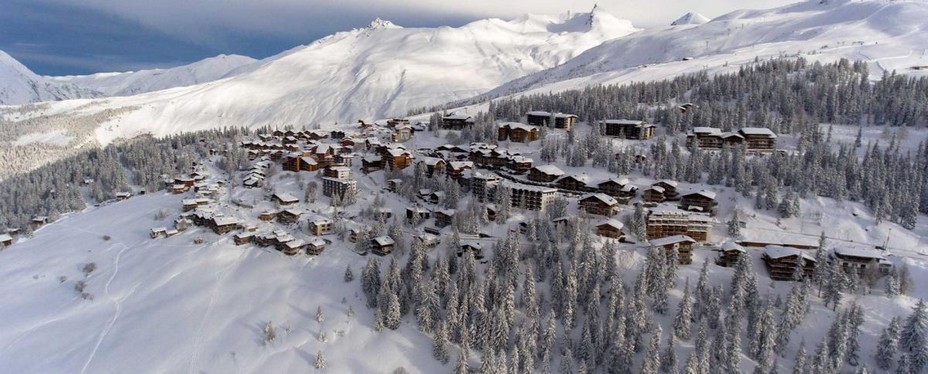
left=763, top=245, right=816, bottom=281
left=498, top=122, right=540, bottom=143
left=650, top=235, right=697, bottom=264
left=601, top=120, right=656, bottom=140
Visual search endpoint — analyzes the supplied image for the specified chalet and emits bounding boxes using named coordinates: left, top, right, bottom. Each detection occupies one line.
left=595, top=219, right=625, bottom=240
left=211, top=217, right=241, bottom=235
left=686, top=127, right=723, bottom=149
left=259, top=211, right=277, bottom=222
left=272, top=192, right=299, bottom=206
left=115, top=191, right=132, bottom=200
left=386, top=179, right=402, bottom=192
left=374, top=207, right=393, bottom=222
left=716, top=240, right=746, bottom=267
left=324, top=166, right=351, bottom=180
left=598, top=178, right=637, bottom=204
left=243, top=224, right=258, bottom=232
left=172, top=184, right=190, bottom=194
left=307, top=237, right=326, bottom=255
left=643, top=186, right=666, bottom=203
left=362, top=155, right=384, bottom=173
left=458, top=241, right=484, bottom=259
left=406, top=206, right=432, bottom=223
left=650, top=235, right=697, bottom=264
left=507, top=156, right=533, bottom=174
left=277, top=209, right=302, bottom=224
left=392, top=125, right=413, bottom=142
left=429, top=191, right=446, bottom=205
left=182, top=199, right=199, bottom=212
left=556, top=174, right=593, bottom=192
left=308, top=218, right=333, bottom=236
left=418, top=157, right=446, bottom=177
left=680, top=190, right=718, bottom=215
left=502, top=181, right=558, bottom=211
left=322, top=177, right=357, bottom=199
left=175, top=177, right=196, bottom=188
left=282, top=239, right=306, bottom=256
left=441, top=114, right=474, bottom=130
left=646, top=206, right=713, bottom=242
left=282, top=156, right=319, bottom=172
left=739, top=128, right=777, bottom=152
left=383, top=148, right=413, bottom=170
left=498, top=122, right=540, bottom=143
left=32, top=216, right=48, bottom=227
left=371, top=236, right=396, bottom=256
left=434, top=209, right=455, bottom=228
left=387, top=118, right=410, bottom=128
left=233, top=233, right=254, bottom=246
left=486, top=204, right=498, bottom=222
left=763, top=245, right=816, bottom=281
left=447, top=161, right=474, bottom=179
left=150, top=227, right=167, bottom=239
left=472, top=172, right=502, bottom=203
left=579, top=193, right=619, bottom=217
left=526, top=111, right=578, bottom=130
left=330, top=130, right=346, bottom=139
left=528, top=165, right=565, bottom=183
left=653, top=180, right=680, bottom=200
left=830, top=247, right=891, bottom=275
left=601, top=120, right=656, bottom=140
left=415, top=233, right=441, bottom=248
left=165, top=229, right=179, bottom=237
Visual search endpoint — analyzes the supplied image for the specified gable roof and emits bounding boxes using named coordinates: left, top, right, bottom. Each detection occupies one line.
left=597, top=219, right=625, bottom=230
left=764, top=245, right=816, bottom=261
left=650, top=235, right=696, bottom=247
left=582, top=193, right=618, bottom=206
left=532, top=165, right=565, bottom=176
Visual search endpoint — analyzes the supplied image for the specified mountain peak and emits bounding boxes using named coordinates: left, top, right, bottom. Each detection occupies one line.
left=671, top=12, right=710, bottom=26
left=367, top=17, right=400, bottom=30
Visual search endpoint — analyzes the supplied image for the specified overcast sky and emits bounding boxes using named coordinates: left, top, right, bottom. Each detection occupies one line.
left=1, top=0, right=798, bottom=76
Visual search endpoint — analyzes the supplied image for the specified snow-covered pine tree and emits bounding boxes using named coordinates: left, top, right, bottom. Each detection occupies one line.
left=875, top=316, right=901, bottom=371
left=673, top=279, right=693, bottom=340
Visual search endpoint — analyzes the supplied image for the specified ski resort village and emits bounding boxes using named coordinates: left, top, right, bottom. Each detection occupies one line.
left=1, top=1, right=928, bottom=373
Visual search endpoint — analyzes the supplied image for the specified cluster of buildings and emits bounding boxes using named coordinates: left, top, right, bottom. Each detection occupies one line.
left=686, top=127, right=778, bottom=153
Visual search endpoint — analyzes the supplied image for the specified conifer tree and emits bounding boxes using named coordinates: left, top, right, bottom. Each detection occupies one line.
left=875, top=316, right=901, bottom=371
left=673, top=279, right=694, bottom=340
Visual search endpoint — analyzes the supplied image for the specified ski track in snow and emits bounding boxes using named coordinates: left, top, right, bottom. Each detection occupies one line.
left=187, top=239, right=244, bottom=374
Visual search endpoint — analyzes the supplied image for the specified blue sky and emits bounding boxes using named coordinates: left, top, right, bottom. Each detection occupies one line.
left=1, top=0, right=796, bottom=76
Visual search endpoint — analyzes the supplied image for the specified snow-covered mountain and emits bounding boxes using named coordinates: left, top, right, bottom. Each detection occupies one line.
left=670, top=12, right=710, bottom=26
left=0, top=51, right=100, bottom=105
left=49, top=54, right=259, bottom=97
left=488, top=0, right=928, bottom=98
left=7, top=8, right=637, bottom=144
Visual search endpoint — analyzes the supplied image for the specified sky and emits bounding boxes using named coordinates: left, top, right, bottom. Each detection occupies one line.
left=0, top=0, right=799, bottom=76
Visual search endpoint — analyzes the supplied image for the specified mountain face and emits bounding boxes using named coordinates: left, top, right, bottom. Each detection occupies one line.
left=488, top=0, right=928, bottom=97
left=49, top=54, right=258, bottom=97
left=0, top=51, right=100, bottom=105
left=19, top=8, right=638, bottom=143
left=670, top=12, right=710, bottom=26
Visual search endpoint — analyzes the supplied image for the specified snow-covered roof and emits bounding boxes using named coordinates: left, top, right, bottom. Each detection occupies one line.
left=600, top=177, right=630, bottom=186
left=833, top=247, right=885, bottom=260
left=373, top=236, right=395, bottom=246
left=308, top=238, right=326, bottom=247
left=739, top=127, right=777, bottom=138
left=284, top=239, right=305, bottom=249
left=526, top=110, right=551, bottom=116
left=657, top=179, right=679, bottom=187
left=647, top=185, right=665, bottom=193
left=182, top=199, right=198, bottom=205
left=213, top=217, right=241, bottom=226
left=273, top=192, right=299, bottom=203
left=437, top=209, right=456, bottom=216
left=386, top=148, right=409, bottom=157
left=419, top=157, right=444, bottom=166
left=764, top=245, right=816, bottom=261
left=281, top=209, right=302, bottom=216
left=582, top=193, right=618, bottom=206
left=684, top=190, right=717, bottom=200
left=650, top=235, right=696, bottom=247
left=151, top=227, right=167, bottom=233
left=443, top=114, right=471, bottom=120
left=449, top=161, right=474, bottom=169
left=597, top=219, right=625, bottom=230
left=603, top=119, right=644, bottom=126
left=499, top=122, right=538, bottom=131
left=691, top=127, right=722, bottom=136
left=720, top=240, right=745, bottom=253
left=532, top=165, right=564, bottom=176
left=500, top=180, right=557, bottom=193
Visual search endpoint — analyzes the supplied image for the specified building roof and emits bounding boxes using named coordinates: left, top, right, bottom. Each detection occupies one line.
left=684, top=190, right=717, bottom=200
left=273, top=192, right=299, bottom=203
left=284, top=239, right=305, bottom=249
left=603, top=119, right=644, bottom=126
left=499, top=122, right=538, bottom=131
left=691, top=127, right=722, bottom=136
left=308, top=237, right=326, bottom=247
left=833, top=247, right=885, bottom=260
left=597, top=219, right=625, bottom=230
left=500, top=180, right=558, bottom=193
left=443, top=114, right=472, bottom=120
left=532, top=165, right=565, bottom=176
left=582, top=193, right=618, bottom=206
left=739, top=127, right=777, bottom=138
left=720, top=240, right=746, bottom=253
left=764, top=245, right=816, bottom=261
left=213, top=217, right=241, bottom=226
left=650, top=235, right=697, bottom=247
left=647, top=185, right=666, bottom=194
left=373, top=236, right=395, bottom=246
left=0, top=234, right=11, bottom=242
left=600, top=177, right=630, bottom=187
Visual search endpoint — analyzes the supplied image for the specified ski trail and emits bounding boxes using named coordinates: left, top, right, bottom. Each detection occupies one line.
left=187, top=243, right=245, bottom=374
left=79, top=243, right=129, bottom=374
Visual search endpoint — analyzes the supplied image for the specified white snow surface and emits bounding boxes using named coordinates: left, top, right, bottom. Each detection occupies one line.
left=489, top=0, right=928, bottom=98
left=49, top=54, right=259, bottom=97
left=670, top=12, right=710, bottom=26
left=0, top=51, right=100, bottom=105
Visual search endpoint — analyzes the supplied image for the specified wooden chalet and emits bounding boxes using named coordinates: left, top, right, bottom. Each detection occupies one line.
left=415, top=233, right=441, bottom=248
left=182, top=199, right=199, bottom=212
left=507, top=156, right=533, bottom=174
left=595, top=219, right=625, bottom=240
left=259, top=211, right=277, bottom=222
left=763, top=245, right=816, bottom=281
left=653, top=180, right=680, bottom=200
left=646, top=206, right=713, bottom=242
left=831, top=247, right=891, bottom=275
left=308, top=218, right=333, bottom=236
left=418, top=157, right=446, bottom=177
left=643, top=186, right=666, bottom=203
left=383, top=148, right=413, bottom=170
left=277, top=209, right=302, bottom=224
left=282, top=155, right=319, bottom=172
left=406, top=206, right=432, bottom=223
left=387, top=118, right=410, bottom=128
left=306, top=237, right=326, bottom=255
left=324, top=166, right=351, bottom=180
left=528, top=165, right=565, bottom=183
left=650, top=235, right=697, bottom=264
left=32, top=216, right=49, bottom=227
left=371, top=236, right=396, bottom=256
left=434, top=209, right=455, bottom=228
left=686, top=127, right=724, bottom=149
left=498, top=122, right=540, bottom=143
left=716, top=240, right=746, bottom=267
left=739, top=128, right=777, bottom=152
left=211, top=217, right=241, bottom=235
left=115, top=191, right=132, bottom=200
left=233, top=233, right=254, bottom=246
left=680, top=190, right=718, bottom=215
left=282, top=239, right=306, bottom=256
left=556, top=174, right=593, bottom=192
left=526, top=111, right=577, bottom=130
left=362, top=155, right=384, bottom=173
left=447, top=161, right=474, bottom=179
left=601, top=119, right=656, bottom=140
left=441, top=114, right=474, bottom=130
left=150, top=227, right=167, bottom=239
left=429, top=191, right=445, bottom=205
left=272, top=192, right=299, bottom=206
left=579, top=193, right=619, bottom=217
left=0, top=234, right=12, bottom=247
left=458, top=241, right=484, bottom=259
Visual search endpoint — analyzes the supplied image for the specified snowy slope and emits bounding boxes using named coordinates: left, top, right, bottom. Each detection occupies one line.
left=488, top=0, right=928, bottom=97
left=7, top=9, right=637, bottom=145
left=670, top=12, right=710, bottom=26
left=0, top=50, right=100, bottom=105
left=49, top=54, right=259, bottom=97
